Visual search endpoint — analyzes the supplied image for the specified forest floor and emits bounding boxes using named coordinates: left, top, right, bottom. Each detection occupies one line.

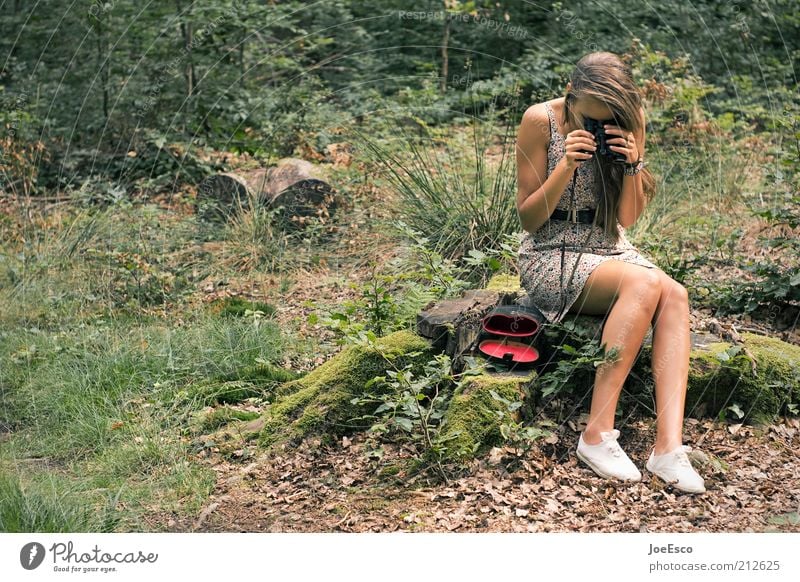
left=147, top=181, right=800, bottom=533
left=162, top=415, right=800, bottom=533
left=4, top=141, right=797, bottom=534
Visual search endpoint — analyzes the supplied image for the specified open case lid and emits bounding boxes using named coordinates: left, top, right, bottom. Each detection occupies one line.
left=481, top=304, right=544, bottom=337
left=478, top=339, right=540, bottom=365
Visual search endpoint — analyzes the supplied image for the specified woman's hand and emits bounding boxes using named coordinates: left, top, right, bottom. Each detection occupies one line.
left=604, top=124, right=640, bottom=163
left=563, top=129, right=596, bottom=171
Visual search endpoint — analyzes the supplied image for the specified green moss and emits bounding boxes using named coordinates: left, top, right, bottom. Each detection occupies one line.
left=218, top=362, right=299, bottom=384
left=743, top=333, right=800, bottom=405
left=184, top=379, right=270, bottom=406
left=377, top=463, right=402, bottom=479
left=207, top=296, right=276, bottom=318
left=184, top=362, right=299, bottom=406
left=189, top=407, right=261, bottom=434
left=485, top=273, right=522, bottom=293
left=684, top=332, right=800, bottom=423
left=627, top=332, right=800, bottom=424
left=435, top=370, right=535, bottom=466
left=255, top=330, right=435, bottom=448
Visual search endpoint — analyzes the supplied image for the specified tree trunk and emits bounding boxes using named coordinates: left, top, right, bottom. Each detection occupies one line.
left=176, top=0, right=196, bottom=115
left=94, top=15, right=109, bottom=121
left=440, top=12, right=451, bottom=93
left=196, top=158, right=337, bottom=226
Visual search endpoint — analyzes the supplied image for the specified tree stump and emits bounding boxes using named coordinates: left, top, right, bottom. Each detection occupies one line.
left=196, top=157, right=337, bottom=227
left=416, top=275, right=725, bottom=377
left=417, top=289, right=523, bottom=376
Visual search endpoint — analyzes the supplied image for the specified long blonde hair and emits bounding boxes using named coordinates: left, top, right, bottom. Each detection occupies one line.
left=562, top=51, right=656, bottom=242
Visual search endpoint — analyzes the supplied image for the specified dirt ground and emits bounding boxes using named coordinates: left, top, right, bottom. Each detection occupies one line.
left=162, top=415, right=799, bottom=533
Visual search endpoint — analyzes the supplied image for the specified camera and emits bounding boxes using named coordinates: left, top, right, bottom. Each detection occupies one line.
left=582, top=117, right=627, bottom=164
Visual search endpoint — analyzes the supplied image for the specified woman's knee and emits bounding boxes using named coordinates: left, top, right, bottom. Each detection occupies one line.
left=571, top=260, right=660, bottom=315
left=661, top=276, right=689, bottom=307
left=652, top=271, right=690, bottom=321
left=620, top=267, right=662, bottom=310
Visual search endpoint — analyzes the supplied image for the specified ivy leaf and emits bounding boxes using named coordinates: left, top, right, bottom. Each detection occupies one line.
left=394, top=416, right=414, bottom=432
left=727, top=403, right=745, bottom=419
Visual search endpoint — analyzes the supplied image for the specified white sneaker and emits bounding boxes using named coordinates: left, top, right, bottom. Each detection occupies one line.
left=646, top=445, right=706, bottom=493
left=575, top=429, right=642, bottom=482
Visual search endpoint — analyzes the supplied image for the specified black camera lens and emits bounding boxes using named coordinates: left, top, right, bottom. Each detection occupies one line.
left=582, top=116, right=627, bottom=163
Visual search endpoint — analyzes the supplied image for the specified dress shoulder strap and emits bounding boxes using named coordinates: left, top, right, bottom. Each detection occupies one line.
left=543, top=102, right=559, bottom=144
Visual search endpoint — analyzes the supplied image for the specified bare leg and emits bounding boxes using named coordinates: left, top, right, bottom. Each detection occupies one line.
left=649, top=270, right=691, bottom=455
left=567, top=260, right=662, bottom=444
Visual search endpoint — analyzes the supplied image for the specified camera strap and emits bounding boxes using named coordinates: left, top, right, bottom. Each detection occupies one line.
left=556, top=164, right=602, bottom=322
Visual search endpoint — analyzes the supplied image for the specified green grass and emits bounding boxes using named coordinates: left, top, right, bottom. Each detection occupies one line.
left=350, top=104, right=520, bottom=265
left=0, top=201, right=320, bottom=531
left=1, top=314, right=287, bottom=460
left=0, top=311, right=294, bottom=531
left=0, top=466, right=120, bottom=533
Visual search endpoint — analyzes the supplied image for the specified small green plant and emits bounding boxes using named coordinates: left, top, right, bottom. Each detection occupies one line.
left=350, top=352, right=458, bottom=481
left=307, top=272, right=403, bottom=347
left=537, top=337, right=621, bottom=400
left=489, top=389, right=553, bottom=466
left=388, top=221, right=474, bottom=299
left=359, top=270, right=401, bottom=337
left=715, top=252, right=800, bottom=316
left=309, top=229, right=476, bottom=347
left=461, top=232, right=522, bottom=285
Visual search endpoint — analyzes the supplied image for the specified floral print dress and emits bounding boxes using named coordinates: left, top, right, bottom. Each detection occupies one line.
left=517, top=101, right=659, bottom=324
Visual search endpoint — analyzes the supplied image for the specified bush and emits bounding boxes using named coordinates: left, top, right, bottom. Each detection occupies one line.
left=350, top=102, right=520, bottom=264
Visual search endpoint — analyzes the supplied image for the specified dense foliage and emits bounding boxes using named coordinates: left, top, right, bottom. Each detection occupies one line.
left=1, top=0, right=797, bottom=195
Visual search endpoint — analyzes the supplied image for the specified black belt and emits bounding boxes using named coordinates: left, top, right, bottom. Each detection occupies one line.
left=550, top=208, right=596, bottom=224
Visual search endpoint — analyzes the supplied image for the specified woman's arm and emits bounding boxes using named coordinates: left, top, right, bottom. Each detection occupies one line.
left=616, top=106, right=648, bottom=229
left=516, top=104, right=586, bottom=234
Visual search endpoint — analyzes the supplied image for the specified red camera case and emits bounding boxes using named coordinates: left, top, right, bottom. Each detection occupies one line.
left=475, top=304, right=546, bottom=370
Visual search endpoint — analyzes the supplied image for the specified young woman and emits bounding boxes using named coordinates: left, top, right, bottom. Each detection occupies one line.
left=515, top=51, right=705, bottom=494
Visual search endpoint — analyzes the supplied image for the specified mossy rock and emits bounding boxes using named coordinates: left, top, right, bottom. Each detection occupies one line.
left=242, top=329, right=436, bottom=448
left=683, top=332, right=800, bottom=423
left=434, top=369, right=536, bottom=467
left=630, top=332, right=800, bottom=423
